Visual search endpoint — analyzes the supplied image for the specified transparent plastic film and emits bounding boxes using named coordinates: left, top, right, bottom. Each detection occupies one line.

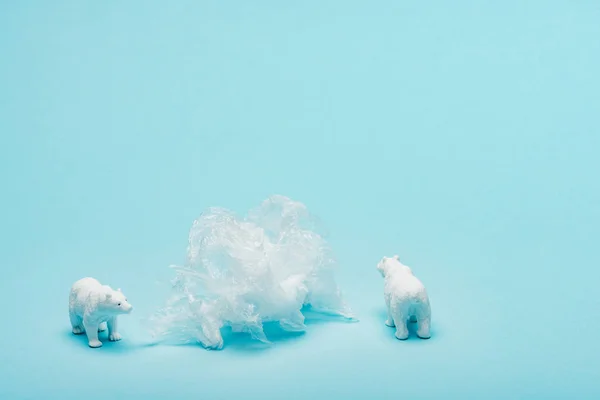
left=149, top=195, right=354, bottom=349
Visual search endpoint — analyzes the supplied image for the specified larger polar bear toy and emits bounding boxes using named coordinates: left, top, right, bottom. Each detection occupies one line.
left=377, top=255, right=431, bottom=340
left=69, top=277, right=133, bottom=348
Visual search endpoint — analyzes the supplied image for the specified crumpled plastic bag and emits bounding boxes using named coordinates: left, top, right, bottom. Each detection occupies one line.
left=149, top=195, right=354, bottom=349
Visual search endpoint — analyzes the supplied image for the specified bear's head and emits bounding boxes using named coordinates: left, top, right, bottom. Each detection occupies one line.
left=102, top=288, right=133, bottom=315
left=377, top=255, right=412, bottom=278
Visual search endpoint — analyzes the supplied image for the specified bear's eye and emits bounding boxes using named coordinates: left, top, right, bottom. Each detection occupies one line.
left=118, top=302, right=121, bottom=306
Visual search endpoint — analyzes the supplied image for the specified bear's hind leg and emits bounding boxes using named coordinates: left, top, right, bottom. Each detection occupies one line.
left=98, top=322, right=107, bottom=332
left=70, top=313, right=84, bottom=335
left=416, top=316, right=431, bottom=339
left=415, top=302, right=431, bottom=339
left=391, top=306, right=409, bottom=340
left=385, top=302, right=395, bottom=327
left=385, top=313, right=395, bottom=327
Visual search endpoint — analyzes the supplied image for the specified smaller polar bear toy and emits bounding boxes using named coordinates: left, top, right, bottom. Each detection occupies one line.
left=69, top=277, right=133, bottom=348
left=377, top=255, right=431, bottom=340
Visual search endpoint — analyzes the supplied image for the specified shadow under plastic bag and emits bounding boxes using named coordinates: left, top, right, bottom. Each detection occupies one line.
left=221, top=307, right=357, bottom=352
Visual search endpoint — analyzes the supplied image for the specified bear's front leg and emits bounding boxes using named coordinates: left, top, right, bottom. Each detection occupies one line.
left=83, top=319, right=102, bottom=348
left=108, top=317, right=122, bottom=342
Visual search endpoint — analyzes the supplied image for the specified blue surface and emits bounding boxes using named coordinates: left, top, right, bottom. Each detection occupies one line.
left=1, top=1, right=600, bottom=399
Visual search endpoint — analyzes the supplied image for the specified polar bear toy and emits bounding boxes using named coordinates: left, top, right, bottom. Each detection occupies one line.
left=69, top=277, right=133, bottom=348
left=377, top=255, right=431, bottom=340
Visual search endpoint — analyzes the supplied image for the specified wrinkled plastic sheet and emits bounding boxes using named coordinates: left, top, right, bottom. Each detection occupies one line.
left=149, top=195, right=354, bottom=349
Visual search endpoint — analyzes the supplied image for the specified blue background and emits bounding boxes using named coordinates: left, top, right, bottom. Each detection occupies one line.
left=1, top=1, right=600, bottom=399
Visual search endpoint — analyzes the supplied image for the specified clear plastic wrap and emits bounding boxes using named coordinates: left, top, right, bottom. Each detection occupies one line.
left=149, top=195, right=354, bottom=349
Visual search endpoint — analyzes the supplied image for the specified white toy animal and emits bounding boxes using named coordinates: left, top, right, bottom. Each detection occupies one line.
left=377, top=255, right=431, bottom=340
left=69, top=277, right=133, bottom=348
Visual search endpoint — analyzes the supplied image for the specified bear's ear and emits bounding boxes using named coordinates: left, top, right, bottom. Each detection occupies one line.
left=393, top=255, right=399, bottom=260
left=105, top=293, right=112, bottom=300
left=117, top=288, right=122, bottom=293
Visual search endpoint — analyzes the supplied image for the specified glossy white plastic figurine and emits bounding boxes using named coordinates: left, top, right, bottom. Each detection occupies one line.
left=69, top=277, right=133, bottom=348
left=377, top=255, right=431, bottom=340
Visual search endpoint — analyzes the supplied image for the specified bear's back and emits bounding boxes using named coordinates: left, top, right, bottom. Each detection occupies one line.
left=72, top=277, right=102, bottom=292
left=70, top=278, right=106, bottom=306
left=386, top=272, right=425, bottom=297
